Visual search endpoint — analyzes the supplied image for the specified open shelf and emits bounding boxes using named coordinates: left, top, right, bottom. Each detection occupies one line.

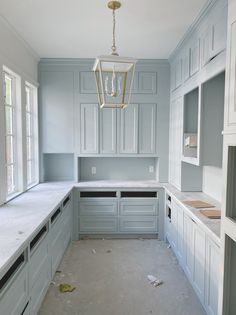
left=182, top=87, right=200, bottom=165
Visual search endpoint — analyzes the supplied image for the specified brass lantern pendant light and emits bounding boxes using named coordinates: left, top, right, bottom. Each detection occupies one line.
left=93, top=1, right=137, bottom=109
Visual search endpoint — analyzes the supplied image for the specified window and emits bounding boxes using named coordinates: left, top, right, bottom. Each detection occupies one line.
left=1, top=66, right=39, bottom=204
left=25, top=83, right=38, bottom=187
left=3, top=72, right=18, bottom=196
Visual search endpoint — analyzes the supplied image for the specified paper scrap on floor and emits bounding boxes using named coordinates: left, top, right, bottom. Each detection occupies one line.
left=147, top=275, right=163, bottom=287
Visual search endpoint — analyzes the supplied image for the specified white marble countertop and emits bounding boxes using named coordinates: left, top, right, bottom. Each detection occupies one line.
left=0, top=180, right=221, bottom=279
left=0, top=182, right=73, bottom=278
left=75, top=180, right=166, bottom=188
left=164, top=184, right=221, bottom=245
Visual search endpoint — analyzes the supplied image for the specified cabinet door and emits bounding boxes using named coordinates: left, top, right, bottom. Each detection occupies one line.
left=175, top=59, right=182, bottom=88
left=170, top=201, right=178, bottom=254
left=183, top=214, right=194, bottom=280
left=182, top=48, right=190, bottom=82
left=120, top=104, right=138, bottom=154
left=205, top=238, right=220, bottom=315
left=176, top=204, right=184, bottom=263
left=138, top=72, right=157, bottom=94
left=192, top=222, right=206, bottom=304
left=80, top=104, right=99, bottom=154
left=40, top=71, right=74, bottom=153
left=139, top=104, right=156, bottom=154
left=169, top=97, right=183, bottom=189
left=225, top=12, right=236, bottom=129
left=100, top=108, right=117, bottom=154
left=201, top=26, right=211, bottom=66
left=210, top=4, right=227, bottom=59
left=190, top=39, right=200, bottom=76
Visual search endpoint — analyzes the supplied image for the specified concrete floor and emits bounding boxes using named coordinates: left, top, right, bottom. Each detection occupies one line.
left=39, top=239, right=206, bottom=315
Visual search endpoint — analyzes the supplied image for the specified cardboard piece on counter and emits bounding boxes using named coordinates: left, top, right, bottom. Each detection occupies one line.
left=183, top=200, right=215, bottom=208
left=200, top=210, right=221, bottom=219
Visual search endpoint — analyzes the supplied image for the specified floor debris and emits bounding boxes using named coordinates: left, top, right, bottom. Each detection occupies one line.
left=106, top=249, right=112, bottom=253
left=92, top=249, right=96, bottom=254
left=50, top=281, right=56, bottom=286
left=167, top=244, right=171, bottom=249
left=59, top=283, right=76, bottom=293
left=147, top=275, right=164, bottom=287
left=56, top=270, right=62, bottom=273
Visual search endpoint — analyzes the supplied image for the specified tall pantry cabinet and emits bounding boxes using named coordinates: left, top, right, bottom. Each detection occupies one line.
left=219, top=0, right=236, bottom=314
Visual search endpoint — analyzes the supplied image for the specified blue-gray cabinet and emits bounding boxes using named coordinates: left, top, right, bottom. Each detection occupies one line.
left=40, top=71, right=74, bottom=153
left=80, top=103, right=99, bottom=154
left=120, top=104, right=138, bottom=154
left=78, top=190, right=159, bottom=235
left=79, top=103, right=157, bottom=156
left=100, top=108, right=117, bottom=154
left=139, top=104, right=157, bottom=154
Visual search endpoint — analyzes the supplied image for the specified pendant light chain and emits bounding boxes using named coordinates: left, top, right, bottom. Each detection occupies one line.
left=111, top=9, right=118, bottom=55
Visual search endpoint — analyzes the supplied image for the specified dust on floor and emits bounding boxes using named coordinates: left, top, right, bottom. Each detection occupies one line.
left=39, top=239, right=206, bottom=315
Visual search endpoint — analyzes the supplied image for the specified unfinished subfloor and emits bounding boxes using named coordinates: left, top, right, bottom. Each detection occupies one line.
left=39, top=239, right=206, bottom=315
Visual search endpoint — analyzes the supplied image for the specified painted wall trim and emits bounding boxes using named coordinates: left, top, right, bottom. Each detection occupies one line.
left=0, top=14, right=40, bottom=62
left=168, top=0, right=223, bottom=61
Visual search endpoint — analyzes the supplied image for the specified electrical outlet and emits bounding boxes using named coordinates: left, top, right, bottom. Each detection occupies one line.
left=91, top=166, right=96, bottom=175
left=149, top=165, right=154, bottom=173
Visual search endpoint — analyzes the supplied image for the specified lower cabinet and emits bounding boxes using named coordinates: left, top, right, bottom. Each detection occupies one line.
left=29, top=234, right=50, bottom=315
left=119, top=216, right=158, bottom=233
left=78, top=191, right=159, bottom=235
left=0, top=261, right=29, bottom=315
left=165, top=195, right=220, bottom=315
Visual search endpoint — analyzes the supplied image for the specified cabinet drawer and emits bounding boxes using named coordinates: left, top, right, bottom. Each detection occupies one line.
left=79, top=217, right=118, bottom=233
left=120, top=200, right=158, bottom=216
left=119, top=216, right=158, bottom=233
left=29, top=234, right=49, bottom=288
left=30, top=257, right=50, bottom=315
left=0, top=265, right=28, bottom=315
left=79, top=200, right=118, bottom=216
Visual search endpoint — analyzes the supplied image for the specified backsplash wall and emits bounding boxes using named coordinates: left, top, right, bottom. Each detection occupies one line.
left=79, top=157, right=157, bottom=181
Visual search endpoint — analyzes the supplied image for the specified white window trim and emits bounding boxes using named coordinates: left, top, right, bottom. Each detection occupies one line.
left=0, top=65, right=39, bottom=205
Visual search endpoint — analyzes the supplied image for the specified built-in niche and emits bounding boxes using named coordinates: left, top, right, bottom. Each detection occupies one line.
left=79, top=157, right=158, bottom=181
left=43, top=153, right=74, bottom=181
left=182, top=87, right=200, bottom=164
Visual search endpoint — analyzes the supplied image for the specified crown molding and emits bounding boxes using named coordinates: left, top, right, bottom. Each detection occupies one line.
left=0, top=14, right=40, bottom=62
left=168, top=0, right=222, bottom=61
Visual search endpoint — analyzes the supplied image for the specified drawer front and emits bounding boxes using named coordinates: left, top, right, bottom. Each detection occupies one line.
left=30, top=257, right=51, bottom=315
left=79, top=216, right=118, bottom=233
left=120, top=200, right=158, bottom=216
left=29, top=235, right=49, bottom=288
left=51, top=223, right=64, bottom=275
left=0, top=266, right=28, bottom=315
left=79, top=200, right=118, bottom=216
left=119, top=216, right=158, bottom=233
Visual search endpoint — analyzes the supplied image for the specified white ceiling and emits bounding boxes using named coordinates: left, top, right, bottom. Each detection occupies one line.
left=0, top=0, right=207, bottom=59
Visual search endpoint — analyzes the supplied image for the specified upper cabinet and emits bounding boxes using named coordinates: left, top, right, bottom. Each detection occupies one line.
left=100, top=108, right=117, bottom=154
left=120, top=105, right=138, bottom=154
left=80, top=103, right=99, bottom=154
left=190, top=38, right=200, bottom=76
left=40, top=71, right=74, bottom=153
left=79, top=103, right=157, bottom=156
left=139, top=104, right=156, bottom=154
left=170, top=0, right=227, bottom=92
left=224, top=0, right=236, bottom=132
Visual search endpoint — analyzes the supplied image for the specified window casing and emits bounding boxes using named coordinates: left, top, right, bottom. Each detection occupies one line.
left=3, top=72, right=18, bottom=196
left=1, top=66, right=39, bottom=204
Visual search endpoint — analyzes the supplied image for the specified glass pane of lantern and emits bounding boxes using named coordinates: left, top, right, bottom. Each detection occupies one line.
left=100, top=61, right=134, bottom=108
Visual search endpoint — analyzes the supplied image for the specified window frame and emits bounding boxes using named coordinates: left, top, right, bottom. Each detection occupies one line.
left=25, top=82, right=39, bottom=188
